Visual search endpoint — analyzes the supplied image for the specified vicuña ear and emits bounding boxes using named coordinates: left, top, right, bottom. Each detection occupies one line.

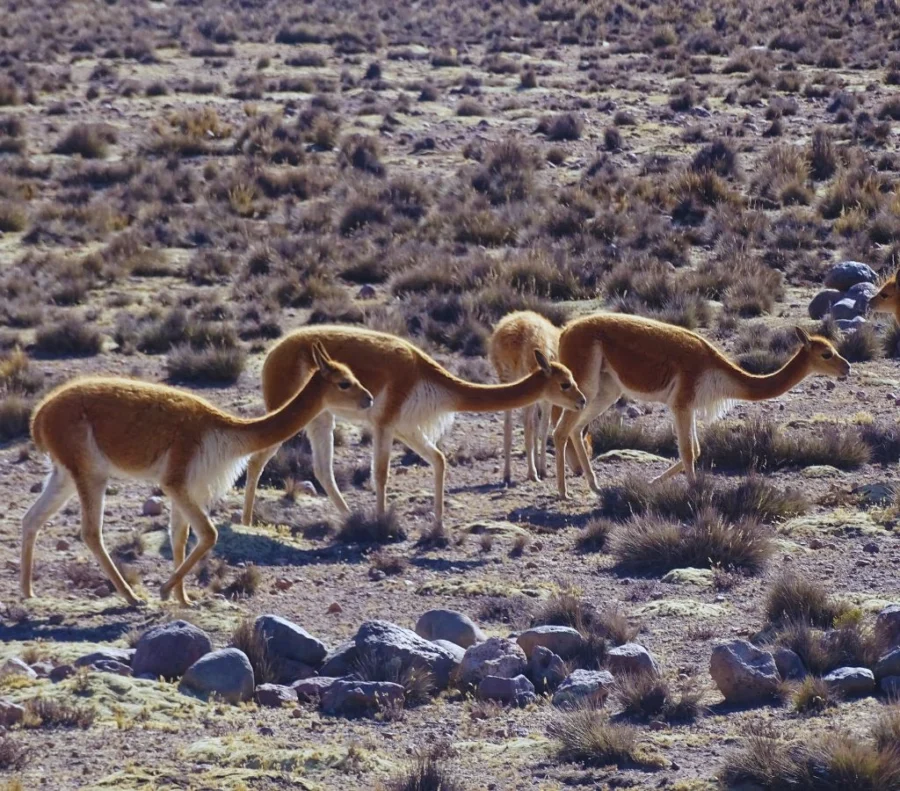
left=534, top=348, right=552, bottom=376
left=311, top=342, right=332, bottom=372
left=794, top=327, right=812, bottom=349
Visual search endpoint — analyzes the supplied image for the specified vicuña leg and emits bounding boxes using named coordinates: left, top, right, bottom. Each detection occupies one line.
left=76, top=473, right=143, bottom=606
left=241, top=444, right=280, bottom=526
left=307, top=412, right=350, bottom=515
left=160, top=488, right=217, bottom=601
left=20, top=465, right=76, bottom=598
left=536, top=402, right=551, bottom=479
left=502, top=409, right=513, bottom=484
left=523, top=404, right=538, bottom=482
left=567, top=387, right=620, bottom=494
left=371, top=426, right=395, bottom=517
left=168, top=506, right=190, bottom=605
left=651, top=409, right=697, bottom=484
left=398, top=428, right=446, bottom=526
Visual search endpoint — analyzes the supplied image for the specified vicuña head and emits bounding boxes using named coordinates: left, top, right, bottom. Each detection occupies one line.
left=529, top=348, right=587, bottom=410
left=21, top=342, right=371, bottom=607
left=791, top=327, right=851, bottom=380
left=870, top=268, right=900, bottom=322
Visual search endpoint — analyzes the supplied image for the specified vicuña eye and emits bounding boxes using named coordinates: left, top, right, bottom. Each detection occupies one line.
left=339, top=381, right=351, bottom=390
left=822, top=351, right=833, bottom=360
left=561, top=382, right=571, bottom=390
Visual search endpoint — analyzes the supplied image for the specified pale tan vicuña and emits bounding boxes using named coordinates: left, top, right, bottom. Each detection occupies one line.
left=870, top=268, right=900, bottom=322
left=242, top=325, right=586, bottom=527
left=22, top=343, right=372, bottom=606
left=553, top=313, right=851, bottom=499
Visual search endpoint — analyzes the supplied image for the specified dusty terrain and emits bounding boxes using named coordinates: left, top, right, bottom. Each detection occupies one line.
left=1, top=1, right=900, bottom=789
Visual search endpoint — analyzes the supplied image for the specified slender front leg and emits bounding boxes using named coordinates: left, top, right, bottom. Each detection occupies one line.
left=168, top=506, right=191, bottom=606
left=502, top=409, right=513, bottom=485
left=523, top=405, right=538, bottom=482
left=553, top=409, right=581, bottom=500
left=308, top=412, right=351, bottom=515
left=160, top=490, right=218, bottom=601
left=536, top=401, right=551, bottom=479
left=242, top=445, right=280, bottom=526
left=398, top=429, right=446, bottom=526
left=371, top=426, right=395, bottom=516
left=20, top=466, right=76, bottom=599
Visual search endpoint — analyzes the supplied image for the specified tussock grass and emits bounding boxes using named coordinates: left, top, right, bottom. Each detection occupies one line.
left=549, top=708, right=641, bottom=767
left=792, top=676, right=838, bottom=714
left=383, top=745, right=463, bottom=791
left=616, top=674, right=704, bottom=722
left=24, top=698, right=96, bottom=729
left=764, top=573, right=849, bottom=628
left=0, top=736, right=28, bottom=770
left=353, top=655, right=434, bottom=707
left=231, top=618, right=276, bottom=684
left=337, top=507, right=407, bottom=544
left=575, top=518, right=614, bottom=553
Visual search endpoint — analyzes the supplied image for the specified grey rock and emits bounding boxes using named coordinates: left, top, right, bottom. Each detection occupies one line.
left=848, top=282, right=878, bottom=312
left=319, top=640, right=358, bottom=678
left=823, top=666, right=875, bottom=696
left=292, top=676, right=340, bottom=702
left=254, top=615, right=329, bottom=670
left=854, top=482, right=896, bottom=506
left=607, top=643, right=660, bottom=677
left=415, top=609, right=485, bottom=649
left=89, top=659, right=132, bottom=676
left=808, top=289, right=842, bottom=320
left=0, top=699, right=24, bottom=727
left=74, top=648, right=135, bottom=667
left=0, top=658, right=36, bottom=679
left=774, top=647, right=807, bottom=681
left=132, top=620, right=212, bottom=680
left=824, top=261, right=877, bottom=291
left=459, top=638, right=527, bottom=687
left=710, top=640, right=779, bottom=704
left=142, top=496, right=165, bottom=517
left=274, top=658, right=317, bottom=684
left=30, top=661, right=54, bottom=678
left=254, top=683, right=298, bottom=708
left=49, top=664, right=75, bottom=682
left=477, top=674, right=536, bottom=706
left=179, top=648, right=255, bottom=704
left=320, top=679, right=405, bottom=716
left=830, top=297, right=861, bottom=321
left=354, top=620, right=459, bottom=690
left=357, top=284, right=377, bottom=300
left=516, top=626, right=584, bottom=660
left=552, top=669, right=615, bottom=709
left=528, top=646, right=567, bottom=693
left=836, top=316, right=867, bottom=332
left=875, top=648, right=900, bottom=680
left=876, top=604, right=900, bottom=649
left=432, top=640, right=465, bottom=664
left=880, top=676, right=900, bottom=697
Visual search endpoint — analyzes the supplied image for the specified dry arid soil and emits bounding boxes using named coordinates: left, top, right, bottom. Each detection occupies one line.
left=1, top=1, right=900, bottom=789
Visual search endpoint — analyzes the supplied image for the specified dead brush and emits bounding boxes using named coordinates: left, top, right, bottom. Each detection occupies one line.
left=764, top=572, right=849, bottom=628
left=220, top=565, right=261, bottom=599
left=0, top=735, right=28, bottom=770
left=369, top=550, right=408, bottom=576
left=549, top=707, right=642, bottom=767
left=353, top=655, right=435, bottom=707
left=24, top=698, right=96, bottom=729
left=230, top=617, right=276, bottom=684
left=616, top=673, right=705, bottom=722
left=383, top=743, right=464, bottom=791
left=792, top=676, right=839, bottom=714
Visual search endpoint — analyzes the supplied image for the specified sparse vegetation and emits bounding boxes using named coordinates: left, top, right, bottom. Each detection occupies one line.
left=337, top=508, right=407, bottom=544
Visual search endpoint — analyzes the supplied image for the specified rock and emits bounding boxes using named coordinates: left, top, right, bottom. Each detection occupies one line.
left=477, top=674, right=536, bottom=706
left=607, top=643, right=660, bottom=677
left=459, top=637, right=527, bottom=687
left=774, top=648, right=807, bottom=681
left=875, top=604, right=900, bottom=649
left=848, top=281, right=878, bottom=312
left=354, top=620, right=459, bottom=690
left=875, top=648, right=900, bottom=680
left=179, top=648, right=255, bottom=704
left=808, top=289, right=842, bottom=320
left=596, top=449, right=669, bottom=465
left=880, top=676, right=900, bottom=697
left=709, top=640, right=780, bottom=704
left=830, top=297, right=861, bottom=321
left=29, top=662, right=53, bottom=678
left=0, top=658, right=36, bottom=679
left=254, top=615, right=329, bottom=669
left=854, top=482, right=896, bottom=507
left=319, top=640, right=358, bottom=678
left=132, top=620, right=213, bottom=680
left=74, top=648, right=135, bottom=667
left=49, top=664, right=75, bottom=682
left=836, top=316, right=867, bottom=332
left=55, top=539, right=70, bottom=551
left=142, top=496, right=165, bottom=517
left=320, top=679, right=405, bottom=716
left=516, top=626, right=584, bottom=660
left=89, top=659, right=132, bottom=676
left=273, top=658, right=317, bottom=684
left=801, top=465, right=842, bottom=479
left=432, top=640, right=465, bottom=664
left=255, top=683, right=298, bottom=708
left=415, top=609, right=485, bottom=649
left=552, top=669, right=615, bottom=708
left=661, top=568, right=714, bottom=586
left=824, top=261, right=877, bottom=291
left=528, top=646, right=567, bottom=693
left=357, top=284, right=377, bottom=300
left=823, top=666, right=875, bottom=696
left=0, top=699, right=24, bottom=727
left=326, top=602, right=342, bottom=614
left=292, top=676, right=340, bottom=702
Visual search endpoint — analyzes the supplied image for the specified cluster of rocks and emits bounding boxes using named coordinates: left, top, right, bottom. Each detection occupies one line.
left=710, top=603, right=900, bottom=704
left=808, top=261, right=880, bottom=331
left=0, top=610, right=662, bottom=720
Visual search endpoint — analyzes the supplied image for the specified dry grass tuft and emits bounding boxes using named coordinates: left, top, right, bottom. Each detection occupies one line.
left=230, top=617, right=276, bottom=684
left=549, top=707, right=641, bottom=767
left=24, top=698, right=96, bottom=729
left=337, top=507, right=407, bottom=544
left=764, top=573, right=848, bottom=628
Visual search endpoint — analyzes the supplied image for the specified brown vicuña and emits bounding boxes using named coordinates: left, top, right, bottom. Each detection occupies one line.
left=242, top=326, right=586, bottom=527
left=488, top=310, right=588, bottom=483
left=871, top=268, right=900, bottom=322
left=22, top=343, right=372, bottom=606
left=553, top=313, right=851, bottom=499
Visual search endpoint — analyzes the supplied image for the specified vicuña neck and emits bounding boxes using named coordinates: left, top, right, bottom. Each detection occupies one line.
left=434, top=367, right=546, bottom=413
left=725, top=352, right=810, bottom=402
left=234, top=373, right=327, bottom=453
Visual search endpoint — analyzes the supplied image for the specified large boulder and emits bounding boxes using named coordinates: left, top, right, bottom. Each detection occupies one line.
left=528, top=646, right=567, bottom=693
left=354, top=621, right=459, bottom=690
left=292, top=676, right=341, bottom=703
left=830, top=297, right=862, bottom=321
left=516, top=626, right=584, bottom=660
left=74, top=648, right=135, bottom=667
left=320, top=680, right=405, bottom=717
left=179, top=648, right=254, bottom=704
left=823, top=666, right=875, bottom=696
left=875, top=604, right=900, bottom=650
left=880, top=676, right=900, bottom=697
left=836, top=316, right=867, bottom=333
left=0, top=658, right=36, bottom=680
left=415, top=610, right=485, bottom=649
left=824, top=261, right=877, bottom=291
left=808, top=289, right=842, bottom=320
left=552, top=669, right=615, bottom=709
left=710, top=640, right=779, bottom=704
left=774, top=647, right=807, bottom=681
left=459, top=638, right=527, bottom=687
left=477, top=674, right=536, bottom=707
left=848, top=282, right=879, bottom=313
left=0, top=699, right=24, bottom=727
left=132, top=620, right=212, bottom=680
left=874, top=648, right=900, bottom=680
left=319, top=640, right=357, bottom=678
left=254, top=615, right=328, bottom=669
left=607, top=643, right=660, bottom=677
left=88, top=659, right=132, bottom=676
left=432, top=640, right=465, bottom=665
left=254, top=683, right=298, bottom=708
